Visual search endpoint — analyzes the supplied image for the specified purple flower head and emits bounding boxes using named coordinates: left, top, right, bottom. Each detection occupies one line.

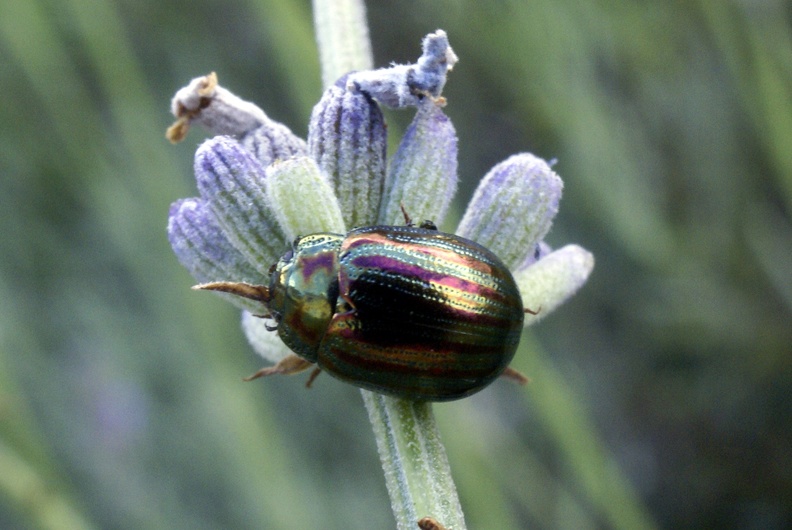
left=166, top=30, right=593, bottom=363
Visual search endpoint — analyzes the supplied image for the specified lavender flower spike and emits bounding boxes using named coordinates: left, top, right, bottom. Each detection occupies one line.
left=165, top=26, right=596, bottom=530
left=166, top=28, right=594, bottom=389
left=457, top=154, right=563, bottom=270
left=308, top=76, right=387, bottom=228
left=347, top=30, right=458, bottom=108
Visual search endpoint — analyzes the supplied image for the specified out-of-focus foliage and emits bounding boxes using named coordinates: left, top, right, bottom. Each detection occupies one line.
left=1, top=0, right=789, bottom=529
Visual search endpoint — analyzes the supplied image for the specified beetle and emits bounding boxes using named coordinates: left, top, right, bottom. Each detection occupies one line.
left=196, top=220, right=531, bottom=401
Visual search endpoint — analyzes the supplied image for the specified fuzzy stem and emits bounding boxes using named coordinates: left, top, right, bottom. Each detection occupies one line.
left=312, top=0, right=373, bottom=89
left=362, top=394, right=466, bottom=530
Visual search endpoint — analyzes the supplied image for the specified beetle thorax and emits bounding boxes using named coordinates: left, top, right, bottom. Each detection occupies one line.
left=267, top=233, right=344, bottom=362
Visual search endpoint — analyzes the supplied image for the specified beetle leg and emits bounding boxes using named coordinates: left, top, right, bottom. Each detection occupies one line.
left=399, top=203, right=414, bottom=226
left=501, top=366, right=531, bottom=385
left=398, top=204, right=438, bottom=231
left=336, top=292, right=357, bottom=315
left=243, top=354, right=314, bottom=381
left=524, top=306, right=541, bottom=315
left=417, top=516, right=448, bottom=530
left=305, top=367, right=322, bottom=388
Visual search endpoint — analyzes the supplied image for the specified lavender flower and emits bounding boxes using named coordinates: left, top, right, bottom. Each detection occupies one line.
left=166, top=30, right=593, bottom=369
left=308, top=75, right=386, bottom=228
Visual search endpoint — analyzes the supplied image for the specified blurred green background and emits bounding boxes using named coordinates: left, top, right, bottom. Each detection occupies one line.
left=1, top=0, right=790, bottom=528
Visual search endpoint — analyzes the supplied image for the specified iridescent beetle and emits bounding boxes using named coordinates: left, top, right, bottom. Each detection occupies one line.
left=198, top=215, right=533, bottom=401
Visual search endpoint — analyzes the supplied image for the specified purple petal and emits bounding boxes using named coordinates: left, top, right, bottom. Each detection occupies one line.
left=457, top=154, right=563, bottom=270
left=239, top=121, right=308, bottom=168
left=378, top=103, right=458, bottom=226
left=167, top=198, right=267, bottom=312
left=308, top=78, right=386, bottom=228
left=194, top=136, right=286, bottom=272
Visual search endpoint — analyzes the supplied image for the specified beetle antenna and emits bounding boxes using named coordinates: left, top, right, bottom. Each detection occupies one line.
left=193, top=281, right=270, bottom=304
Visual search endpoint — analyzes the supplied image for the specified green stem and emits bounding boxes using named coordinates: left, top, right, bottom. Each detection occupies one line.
left=312, top=0, right=373, bottom=88
left=362, top=393, right=466, bottom=530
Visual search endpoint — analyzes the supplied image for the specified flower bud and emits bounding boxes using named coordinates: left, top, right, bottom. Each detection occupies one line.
left=264, top=157, right=346, bottom=240
left=308, top=77, right=386, bottom=228
left=194, top=136, right=285, bottom=272
left=378, top=103, right=458, bottom=226
left=169, top=72, right=267, bottom=142
left=239, top=122, right=308, bottom=168
left=347, top=30, right=458, bottom=108
left=514, top=244, right=595, bottom=325
left=456, top=154, right=562, bottom=270
left=167, top=198, right=266, bottom=313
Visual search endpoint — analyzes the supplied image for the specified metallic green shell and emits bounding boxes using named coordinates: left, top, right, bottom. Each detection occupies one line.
left=268, top=225, right=524, bottom=401
left=268, top=233, right=342, bottom=360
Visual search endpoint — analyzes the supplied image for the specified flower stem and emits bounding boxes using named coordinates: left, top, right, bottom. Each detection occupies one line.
left=312, top=0, right=373, bottom=88
left=362, top=393, right=466, bottom=530
left=311, top=2, right=466, bottom=527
